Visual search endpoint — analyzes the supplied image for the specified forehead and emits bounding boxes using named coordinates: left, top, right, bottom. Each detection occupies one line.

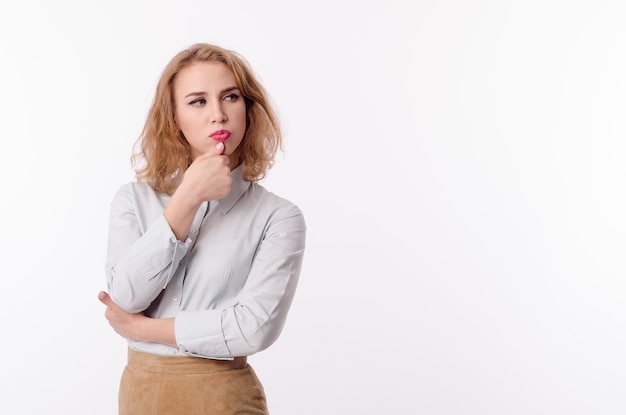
left=173, top=61, right=238, bottom=94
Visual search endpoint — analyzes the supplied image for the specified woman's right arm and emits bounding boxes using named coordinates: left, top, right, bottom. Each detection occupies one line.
left=106, top=142, right=231, bottom=313
left=105, top=184, right=194, bottom=313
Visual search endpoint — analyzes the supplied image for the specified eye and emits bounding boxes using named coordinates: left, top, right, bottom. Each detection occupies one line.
left=189, top=98, right=206, bottom=106
left=223, top=93, right=240, bottom=102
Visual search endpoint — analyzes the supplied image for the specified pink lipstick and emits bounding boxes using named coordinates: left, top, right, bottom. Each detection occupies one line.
left=210, top=129, right=231, bottom=142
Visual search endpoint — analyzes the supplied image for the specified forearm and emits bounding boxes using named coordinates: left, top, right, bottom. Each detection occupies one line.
left=141, top=317, right=177, bottom=347
left=106, top=185, right=194, bottom=311
left=176, top=207, right=306, bottom=358
left=163, top=182, right=203, bottom=241
left=164, top=185, right=203, bottom=241
left=106, top=214, right=191, bottom=312
left=100, top=291, right=176, bottom=347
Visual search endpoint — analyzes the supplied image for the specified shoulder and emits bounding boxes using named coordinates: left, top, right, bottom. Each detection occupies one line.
left=116, top=181, right=169, bottom=196
left=111, top=181, right=169, bottom=206
left=250, top=182, right=302, bottom=209
left=249, top=183, right=306, bottom=224
left=118, top=181, right=160, bottom=194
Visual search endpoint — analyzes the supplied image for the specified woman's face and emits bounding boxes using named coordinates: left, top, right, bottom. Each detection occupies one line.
left=173, top=61, right=247, bottom=165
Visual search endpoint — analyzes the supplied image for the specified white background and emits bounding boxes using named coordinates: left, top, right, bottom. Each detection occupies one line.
left=1, top=1, right=624, bottom=414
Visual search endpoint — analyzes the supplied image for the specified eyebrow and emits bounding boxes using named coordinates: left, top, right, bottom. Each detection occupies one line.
left=184, top=86, right=240, bottom=99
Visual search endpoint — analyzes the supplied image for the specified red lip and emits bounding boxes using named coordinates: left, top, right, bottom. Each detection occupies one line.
left=210, top=129, right=231, bottom=142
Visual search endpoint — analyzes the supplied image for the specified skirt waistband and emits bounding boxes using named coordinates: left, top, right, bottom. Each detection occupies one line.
left=126, top=348, right=247, bottom=374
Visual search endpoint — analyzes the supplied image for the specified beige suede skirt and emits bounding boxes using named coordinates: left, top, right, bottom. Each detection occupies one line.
left=119, top=348, right=268, bottom=415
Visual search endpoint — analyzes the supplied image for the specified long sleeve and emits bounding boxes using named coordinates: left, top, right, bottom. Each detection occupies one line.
left=105, top=183, right=193, bottom=313
left=175, top=203, right=306, bottom=358
left=106, top=171, right=306, bottom=360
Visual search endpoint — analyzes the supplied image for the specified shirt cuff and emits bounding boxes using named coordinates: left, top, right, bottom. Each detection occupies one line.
left=133, top=215, right=192, bottom=283
left=175, top=309, right=232, bottom=359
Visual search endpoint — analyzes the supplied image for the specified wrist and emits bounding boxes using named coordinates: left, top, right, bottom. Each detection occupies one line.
left=173, top=181, right=204, bottom=208
left=140, top=317, right=177, bottom=347
left=136, top=315, right=151, bottom=343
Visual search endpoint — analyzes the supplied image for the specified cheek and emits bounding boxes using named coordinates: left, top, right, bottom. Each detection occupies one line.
left=175, top=112, right=196, bottom=135
left=236, top=106, right=248, bottom=128
left=174, top=108, right=184, bottom=130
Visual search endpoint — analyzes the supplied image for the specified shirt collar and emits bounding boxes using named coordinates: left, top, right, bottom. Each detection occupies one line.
left=216, top=164, right=250, bottom=215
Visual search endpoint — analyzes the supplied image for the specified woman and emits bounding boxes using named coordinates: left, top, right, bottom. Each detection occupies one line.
left=98, top=43, right=306, bottom=415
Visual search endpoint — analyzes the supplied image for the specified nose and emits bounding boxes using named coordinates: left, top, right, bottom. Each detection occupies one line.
left=209, top=102, right=227, bottom=123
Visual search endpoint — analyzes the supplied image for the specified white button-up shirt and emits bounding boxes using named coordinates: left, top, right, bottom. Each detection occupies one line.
left=105, top=166, right=306, bottom=359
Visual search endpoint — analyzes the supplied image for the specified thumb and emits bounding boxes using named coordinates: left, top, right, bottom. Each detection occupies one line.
left=198, top=142, right=225, bottom=160
left=215, top=141, right=225, bottom=155
left=98, top=291, right=113, bottom=306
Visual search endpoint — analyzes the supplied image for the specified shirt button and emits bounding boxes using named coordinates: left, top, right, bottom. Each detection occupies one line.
left=173, top=295, right=178, bottom=301
left=190, top=228, right=197, bottom=234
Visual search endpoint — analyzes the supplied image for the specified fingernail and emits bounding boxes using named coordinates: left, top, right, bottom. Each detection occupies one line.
left=216, top=142, right=224, bottom=150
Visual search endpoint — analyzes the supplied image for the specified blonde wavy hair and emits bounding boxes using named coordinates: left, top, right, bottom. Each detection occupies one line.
left=132, top=43, right=282, bottom=194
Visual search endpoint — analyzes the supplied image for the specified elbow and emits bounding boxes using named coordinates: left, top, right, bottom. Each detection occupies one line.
left=109, top=290, right=145, bottom=314
left=106, top=268, right=149, bottom=313
left=111, top=295, right=145, bottom=314
left=243, top=327, right=282, bottom=355
left=225, top=307, right=287, bottom=356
